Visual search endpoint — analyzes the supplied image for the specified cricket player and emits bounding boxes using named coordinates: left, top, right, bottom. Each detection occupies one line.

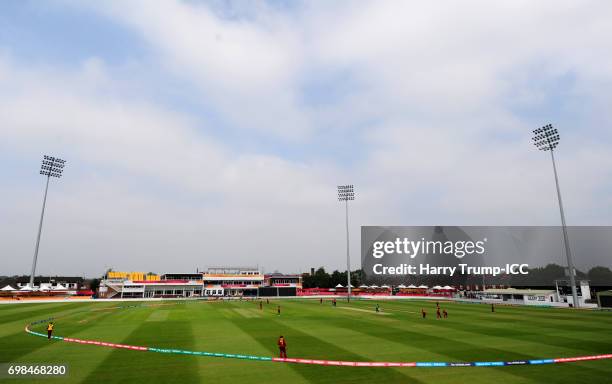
left=47, top=322, right=54, bottom=339
left=443, top=309, right=448, bottom=318
left=421, top=308, right=427, bottom=319
left=375, top=303, right=380, bottom=313
left=277, top=305, right=281, bottom=316
left=277, top=336, right=287, bottom=358
left=436, top=307, right=441, bottom=319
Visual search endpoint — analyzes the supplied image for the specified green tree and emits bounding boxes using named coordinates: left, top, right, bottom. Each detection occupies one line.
left=302, top=267, right=365, bottom=288
left=588, top=266, right=612, bottom=285
left=330, top=270, right=344, bottom=287
left=305, top=267, right=332, bottom=288
left=88, top=278, right=100, bottom=293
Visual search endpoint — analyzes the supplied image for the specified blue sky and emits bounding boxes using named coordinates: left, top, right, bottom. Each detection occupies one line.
left=0, top=1, right=145, bottom=65
left=1, top=0, right=611, bottom=276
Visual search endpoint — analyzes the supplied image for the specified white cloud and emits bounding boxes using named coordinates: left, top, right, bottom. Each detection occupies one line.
left=82, top=0, right=311, bottom=139
left=0, top=57, right=346, bottom=275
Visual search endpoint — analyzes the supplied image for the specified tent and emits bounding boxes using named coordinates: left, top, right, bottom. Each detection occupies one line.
left=407, top=284, right=417, bottom=289
left=335, top=284, right=344, bottom=288
left=39, top=283, right=53, bottom=291
left=370, top=284, right=379, bottom=288
left=53, top=284, right=67, bottom=290
left=19, top=284, right=36, bottom=291
left=418, top=285, right=428, bottom=289
left=359, top=285, right=369, bottom=288
left=0, top=285, right=15, bottom=291
left=381, top=285, right=390, bottom=288
left=433, top=285, right=443, bottom=290
left=442, top=285, right=455, bottom=290
left=397, top=284, right=407, bottom=288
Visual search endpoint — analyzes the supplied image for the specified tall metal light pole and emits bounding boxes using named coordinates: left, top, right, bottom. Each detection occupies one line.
left=29, top=155, right=66, bottom=288
left=337, top=185, right=355, bottom=302
left=532, top=124, right=578, bottom=307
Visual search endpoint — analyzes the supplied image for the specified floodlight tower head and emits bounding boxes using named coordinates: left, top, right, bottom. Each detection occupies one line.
left=532, top=124, right=560, bottom=151
left=40, top=156, right=66, bottom=178
left=337, top=185, right=355, bottom=201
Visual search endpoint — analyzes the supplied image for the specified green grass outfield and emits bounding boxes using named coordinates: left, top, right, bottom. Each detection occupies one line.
left=1, top=298, right=611, bottom=383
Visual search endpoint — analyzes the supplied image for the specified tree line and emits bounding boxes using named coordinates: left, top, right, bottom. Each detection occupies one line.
left=302, top=267, right=366, bottom=289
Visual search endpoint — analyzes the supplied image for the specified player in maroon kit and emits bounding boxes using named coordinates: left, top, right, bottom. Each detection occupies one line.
left=421, top=308, right=426, bottom=319
left=436, top=307, right=441, bottom=319
left=443, top=309, right=448, bottom=318
left=278, top=336, right=287, bottom=358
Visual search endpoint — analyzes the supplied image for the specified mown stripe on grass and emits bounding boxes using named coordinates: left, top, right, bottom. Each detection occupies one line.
left=268, top=300, right=598, bottom=360
left=80, top=320, right=200, bottom=384
left=0, top=304, right=97, bottom=339
left=0, top=302, right=87, bottom=325
left=422, top=313, right=612, bottom=355
left=0, top=305, right=114, bottom=363
left=226, top=307, right=425, bottom=384
left=349, top=300, right=612, bottom=338
left=480, top=313, right=612, bottom=332
left=22, top=312, right=612, bottom=375
left=10, top=309, right=143, bottom=383
left=329, top=315, right=612, bottom=381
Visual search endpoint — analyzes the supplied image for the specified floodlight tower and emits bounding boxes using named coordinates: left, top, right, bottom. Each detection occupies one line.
left=29, top=156, right=66, bottom=288
left=338, top=185, right=355, bottom=302
left=532, top=124, right=578, bottom=307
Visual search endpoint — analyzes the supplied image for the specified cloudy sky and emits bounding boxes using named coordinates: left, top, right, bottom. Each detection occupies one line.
left=1, top=0, right=611, bottom=277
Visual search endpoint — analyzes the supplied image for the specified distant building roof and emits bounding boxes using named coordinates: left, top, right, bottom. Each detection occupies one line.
left=484, top=288, right=555, bottom=295
left=265, top=273, right=301, bottom=278
left=14, top=276, right=84, bottom=284
left=206, top=267, right=259, bottom=273
left=161, top=273, right=202, bottom=279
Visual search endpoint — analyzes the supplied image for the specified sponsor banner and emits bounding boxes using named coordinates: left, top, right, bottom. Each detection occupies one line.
left=528, top=359, right=554, bottom=365
left=449, top=362, right=472, bottom=367
left=506, top=360, right=528, bottom=365
left=474, top=361, right=505, bottom=367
